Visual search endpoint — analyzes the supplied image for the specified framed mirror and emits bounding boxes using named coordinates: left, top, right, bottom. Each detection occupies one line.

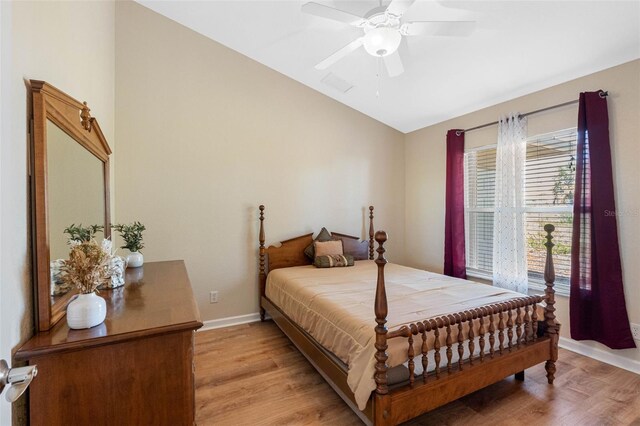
left=30, top=80, right=112, bottom=332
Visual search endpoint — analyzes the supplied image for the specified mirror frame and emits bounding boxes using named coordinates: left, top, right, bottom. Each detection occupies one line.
left=30, top=80, right=112, bottom=332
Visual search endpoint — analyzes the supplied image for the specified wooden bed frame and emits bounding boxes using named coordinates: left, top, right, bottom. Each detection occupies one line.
left=258, top=205, right=559, bottom=425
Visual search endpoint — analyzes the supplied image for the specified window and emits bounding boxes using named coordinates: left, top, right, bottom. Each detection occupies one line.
left=464, top=128, right=577, bottom=294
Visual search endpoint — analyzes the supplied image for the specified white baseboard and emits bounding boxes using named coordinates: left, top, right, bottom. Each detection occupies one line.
left=559, top=336, right=640, bottom=375
left=199, top=312, right=262, bottom=332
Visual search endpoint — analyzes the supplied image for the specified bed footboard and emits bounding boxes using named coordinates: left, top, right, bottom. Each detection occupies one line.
left=372, top=225, right=560, bottom=425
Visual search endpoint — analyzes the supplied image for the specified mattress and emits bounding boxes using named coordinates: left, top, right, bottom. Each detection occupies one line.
left=265, top=260, right=525, bottom=410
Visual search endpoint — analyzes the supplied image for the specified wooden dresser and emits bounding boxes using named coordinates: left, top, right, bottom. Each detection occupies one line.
left=15, top=261, right=203, bottom=425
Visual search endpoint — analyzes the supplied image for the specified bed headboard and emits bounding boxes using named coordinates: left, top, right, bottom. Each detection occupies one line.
left=330, top=233, right=369, bottom=261
left=264, top=233, right=313, bottom=272
left=258, top=206, right=375, bottom=305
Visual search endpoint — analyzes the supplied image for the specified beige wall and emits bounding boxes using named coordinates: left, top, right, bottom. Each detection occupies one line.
left=0, top=1, right=115, bottom=423
left=405, top=60, right=640, bottom=363
left=114, top=2, right=406, bottom=321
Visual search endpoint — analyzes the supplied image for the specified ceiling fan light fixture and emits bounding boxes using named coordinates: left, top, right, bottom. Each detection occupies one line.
left=363, top=27, right=401, bottom=57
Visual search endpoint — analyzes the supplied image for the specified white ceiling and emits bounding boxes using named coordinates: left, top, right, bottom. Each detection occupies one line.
left=137, top=1, right=640, bottom=133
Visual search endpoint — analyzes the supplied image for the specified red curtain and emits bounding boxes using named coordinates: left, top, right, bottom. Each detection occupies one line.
left=570, top=91, right=635, bottom=349
left=444, top=130, right=466, bottom=279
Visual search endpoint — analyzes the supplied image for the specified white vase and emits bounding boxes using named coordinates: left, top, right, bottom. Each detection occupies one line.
left=66, top=293, right=107, bottom=329
left=127, top=251, right=144, bottom=268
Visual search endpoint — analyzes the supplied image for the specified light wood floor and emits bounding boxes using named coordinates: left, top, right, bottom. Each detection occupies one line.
left=195, top=321, right=640, bottom=426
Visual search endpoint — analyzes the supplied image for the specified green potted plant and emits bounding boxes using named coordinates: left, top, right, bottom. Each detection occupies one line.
left=112, top=221, right=146, bottom=268
left=63, top=224, right=104, bottom=243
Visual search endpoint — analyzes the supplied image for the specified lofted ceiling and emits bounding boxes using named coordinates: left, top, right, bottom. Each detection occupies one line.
left=136, top=1, right=640, bottom=133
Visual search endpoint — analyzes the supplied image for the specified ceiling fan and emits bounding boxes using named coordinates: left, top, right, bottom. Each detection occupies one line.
left=302, top=0, right=475, bottom=77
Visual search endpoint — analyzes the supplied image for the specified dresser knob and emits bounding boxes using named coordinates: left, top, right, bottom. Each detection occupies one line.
left=0, top=359, right=38, bottom=402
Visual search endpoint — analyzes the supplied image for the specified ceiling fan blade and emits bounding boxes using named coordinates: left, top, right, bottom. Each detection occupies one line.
left=385, top=0, right=417, bottom=17
left=302, top=2, right=367, bottom=27
left=400, top=21, right=476, bottom=37
left=315, top=37, right=364, bottom=70
left=383, top=51, right=404, bottom=77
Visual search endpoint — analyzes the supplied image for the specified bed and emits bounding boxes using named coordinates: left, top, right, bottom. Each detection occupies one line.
left=258, top=205, right=559, bottom=425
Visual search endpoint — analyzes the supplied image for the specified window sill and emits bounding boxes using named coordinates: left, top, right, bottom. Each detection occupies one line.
left=466, top=270, right=570, bottom=298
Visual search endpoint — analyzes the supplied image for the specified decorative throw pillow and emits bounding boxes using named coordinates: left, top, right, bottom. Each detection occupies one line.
left=314, top=254, right=354, bottom=268
left=303, top=227, right=333, bottom=260
left=314, top=240, right=344, bottom=257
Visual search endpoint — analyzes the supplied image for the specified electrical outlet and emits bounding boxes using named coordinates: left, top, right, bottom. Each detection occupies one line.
left=209, top=291, right=219, bottom=304
left=631, top=323, right=640, bottom=341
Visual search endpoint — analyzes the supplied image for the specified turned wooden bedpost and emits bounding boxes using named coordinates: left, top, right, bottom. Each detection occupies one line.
left=543, top=224, right=559, bottom=384
left=259, top=205, right=266, bottom=321
left=374, top=230, right=391, bottom=424
left=369, top=206, right=375, bottom=260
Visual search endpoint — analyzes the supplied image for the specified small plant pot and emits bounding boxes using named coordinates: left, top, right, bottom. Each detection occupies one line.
left=127, top=251, right=144, bottom=268
left=67, top=293, right=107, bottom=329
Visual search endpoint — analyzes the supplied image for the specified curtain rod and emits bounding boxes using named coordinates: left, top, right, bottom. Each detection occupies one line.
left=456, top=90, right=609, bottom=136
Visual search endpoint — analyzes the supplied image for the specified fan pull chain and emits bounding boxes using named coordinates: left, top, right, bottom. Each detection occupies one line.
left=376, top=57, right=381, bottom=98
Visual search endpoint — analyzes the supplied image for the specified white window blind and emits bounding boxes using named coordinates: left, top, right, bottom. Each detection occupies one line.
left=464, top=147, right=496, bottom=274
left=464, top=128, right=577, bottom=292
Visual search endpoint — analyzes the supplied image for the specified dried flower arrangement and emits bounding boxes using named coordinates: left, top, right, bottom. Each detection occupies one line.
left=112, top=221, right=146, bottom=253
left=63, top=224, right=104, bottom=243
left=60, top=239, right=117, bottom=294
